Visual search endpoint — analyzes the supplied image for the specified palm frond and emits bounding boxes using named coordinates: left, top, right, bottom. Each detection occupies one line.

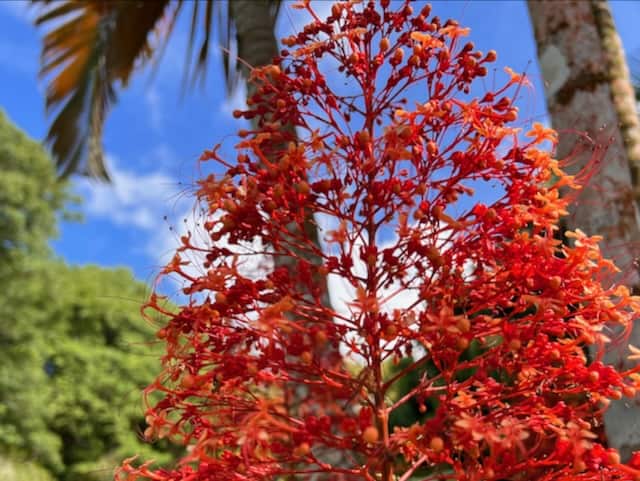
left=34, top=0, right=170, bottom=180
left=33, top=0, right=280, bottom=180
left=180, top=0, right=218, bottom=92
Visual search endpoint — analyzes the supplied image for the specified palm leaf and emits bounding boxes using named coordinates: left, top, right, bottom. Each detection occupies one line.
left=34, top=0, right=170, bottom=180
left=33, top=0, right=280, bottom=181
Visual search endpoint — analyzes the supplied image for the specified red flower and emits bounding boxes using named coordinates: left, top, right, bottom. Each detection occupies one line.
left=118, top=2, right=640, bottom=481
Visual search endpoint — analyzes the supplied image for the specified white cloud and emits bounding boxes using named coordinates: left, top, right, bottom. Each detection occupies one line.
left=325, top=229, right=425, bottom=321
left=76, top=154, right=187, bottom=232
left=75, top=154, right=207, bottom=292
left=151, top=203, right=274, bottom=300
left=315, top=213, right=454, bottom=321
left=149, top=203, right=206, bottom=285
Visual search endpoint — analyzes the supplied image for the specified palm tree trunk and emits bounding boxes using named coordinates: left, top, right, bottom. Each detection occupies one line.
left=228, top=0, right=280, bottom=96
left=527, top=0, right=640, bottom=461
left=229, top=0, right=332, bottom=311
left=229, top=5, right=344, bottom=474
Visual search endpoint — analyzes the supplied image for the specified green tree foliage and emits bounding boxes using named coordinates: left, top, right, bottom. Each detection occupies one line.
left=0, top=263, right=178, bottom=481
left=0, top=456, right=56, bottom=481
left=0, top=110, right=68, bottom=264
left=0, top=110, right=177, bottom=480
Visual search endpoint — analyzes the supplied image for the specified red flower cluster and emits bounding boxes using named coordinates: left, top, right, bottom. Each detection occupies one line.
left=118, top=2, right=640, bottom=480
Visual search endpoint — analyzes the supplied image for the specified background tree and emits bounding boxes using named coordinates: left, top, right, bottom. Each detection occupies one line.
left=0, top=109, right=68, bottom=267
left=0, top=107, right=68, bottom=481
left=0, top=110, right=178, bottom=481
left=527, top=0, right=640, bottom=460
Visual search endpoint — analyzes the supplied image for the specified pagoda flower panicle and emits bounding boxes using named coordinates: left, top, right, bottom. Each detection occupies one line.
left=117, top=1, right=640, bottom=481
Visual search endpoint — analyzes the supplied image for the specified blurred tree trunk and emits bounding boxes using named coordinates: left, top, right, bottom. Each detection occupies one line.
left=229, top=6, right=341, bottom=473
left=229, top=0, right=332, bottom=312
left=229, top=0, right=280, bottom=97
left=527, top=0, right=640, bottom=461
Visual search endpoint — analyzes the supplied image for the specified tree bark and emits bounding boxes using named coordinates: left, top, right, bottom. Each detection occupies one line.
left=229, top=0, right=331, bottom=311
left=228, top=0, right=280, bottom=96
left=527, top=0, right=640, bottom=461
left=228, top=4, right=343, bottom=475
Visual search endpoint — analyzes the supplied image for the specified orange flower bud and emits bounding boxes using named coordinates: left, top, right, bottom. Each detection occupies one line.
left=610, top=389, right=623, bottom=400
left=608, top=451, right=621, bottom=465
left=356, top=129, right=370, bottom=147
left=509, top=339, right=522, bottom=351
left=314, top=330, right=328, bottom=344
left=456, top=316, right=471, bottom=333
left=215, top=292, right=227, bottom=304
left=300, top=351, right=313, bottom=365
left=362, top=426, right=379, bottom=444
left=430, top=436, right=444, bottom=452
left=296, top=181, right=310, bottom=195
left=383, top=324, right=398, bottom=340
left=293, top=442, right=311, bottom=457
left=393, top=48, right=404, bottom=64
left=181, top=373, right=198, bottom=389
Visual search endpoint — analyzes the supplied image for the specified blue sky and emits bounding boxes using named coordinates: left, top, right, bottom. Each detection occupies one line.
left=1, top=0, right=639, bottom=297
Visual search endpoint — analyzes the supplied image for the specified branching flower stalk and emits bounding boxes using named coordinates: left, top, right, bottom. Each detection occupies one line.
left=118, top=2, right=640, bottom=480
